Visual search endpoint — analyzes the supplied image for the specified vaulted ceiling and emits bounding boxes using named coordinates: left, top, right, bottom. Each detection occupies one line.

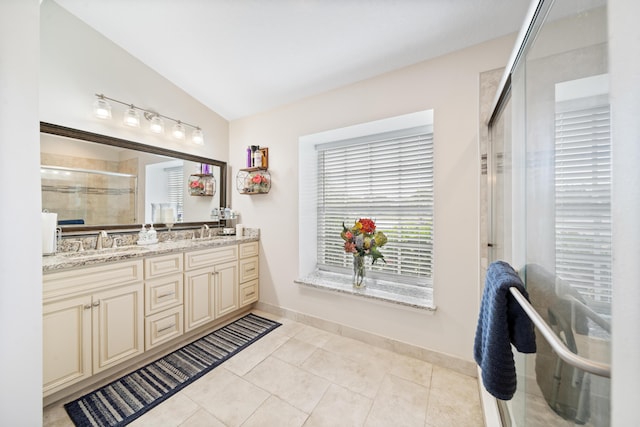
left=53, top=0, right=533, bottom=120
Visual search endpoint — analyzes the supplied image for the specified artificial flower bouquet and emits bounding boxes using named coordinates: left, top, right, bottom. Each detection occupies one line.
left=340, top=218, right=387, bottom=264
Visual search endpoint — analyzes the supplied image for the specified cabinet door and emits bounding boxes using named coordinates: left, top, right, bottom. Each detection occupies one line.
left=184, top=268, right=215, bottom=332
left=43, top=294, right=92, bottom=396
left=92, top=283, right=144, bottom=373
left=215, top=260, right=239, bottom=318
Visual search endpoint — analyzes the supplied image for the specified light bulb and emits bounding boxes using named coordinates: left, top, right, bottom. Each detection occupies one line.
left=172, top=121, right=186, bottom=140
left=149, top=115, right=164, bottom=134
left=123, top=105, right=140, bottom=127
left=93, top=96, right=112, bottom=119
left=191, top=127, right=204, bottom=145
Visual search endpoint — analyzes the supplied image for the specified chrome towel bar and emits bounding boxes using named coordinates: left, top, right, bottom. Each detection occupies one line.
left=509, top=287, right=611, bottom=378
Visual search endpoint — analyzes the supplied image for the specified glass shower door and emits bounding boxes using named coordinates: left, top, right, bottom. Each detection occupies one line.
left=488, top=1, right=612, bottom=425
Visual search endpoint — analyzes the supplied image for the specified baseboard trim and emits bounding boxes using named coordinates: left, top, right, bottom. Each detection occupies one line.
left=255, top=301, right=477, bottom=377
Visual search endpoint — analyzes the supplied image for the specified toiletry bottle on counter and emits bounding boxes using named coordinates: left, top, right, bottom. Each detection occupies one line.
left=138, top=224, right=148, bottom=243
left=147, top=224, right=157, bottom=242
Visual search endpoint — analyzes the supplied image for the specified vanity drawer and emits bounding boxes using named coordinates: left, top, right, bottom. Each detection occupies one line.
left=239, top=256, right=259, bottom=283
left=184, top=245, right=238, bottom=271
left=43, top=260, right=143, bottom=300
left=239, top=241, right=259, bottom=259
left=145, top=273, right=183, bottom=316
left=145, top=253, right=183, bottom=280
left=240, top=280, right=259, bottom=306
left=145, top=306, right=183, bottom=350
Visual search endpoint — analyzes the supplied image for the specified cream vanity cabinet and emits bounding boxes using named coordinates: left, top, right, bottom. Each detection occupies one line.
left=42, top=260, right=144, bottom=396
left=239, top=241, right=259, bottom=306
left=144, top=253, right=184, bottom=350
left=184, top=245, right=239, bottom=332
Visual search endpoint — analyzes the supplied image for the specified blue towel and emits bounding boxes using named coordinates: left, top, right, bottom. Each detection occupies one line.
left=474, top=261, right=536, bottom=400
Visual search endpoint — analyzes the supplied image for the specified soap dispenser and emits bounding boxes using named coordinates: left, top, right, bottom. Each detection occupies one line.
left=147, top=224, right=157, bottom=243
left=137, top=224, right=148, bottom=245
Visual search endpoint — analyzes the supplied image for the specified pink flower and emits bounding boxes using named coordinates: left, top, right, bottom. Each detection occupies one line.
left=344, top=241, right=356, bottom=253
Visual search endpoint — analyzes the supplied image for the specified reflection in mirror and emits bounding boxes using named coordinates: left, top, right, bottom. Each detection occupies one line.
left=40, top=122, right=227, bottom=230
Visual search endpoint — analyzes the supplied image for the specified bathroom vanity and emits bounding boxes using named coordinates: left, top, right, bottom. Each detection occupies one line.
left=42, top=234, right=259, bottom=400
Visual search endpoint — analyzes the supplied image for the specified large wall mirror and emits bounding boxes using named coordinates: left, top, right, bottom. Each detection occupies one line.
left=40, top=122, right=227, bottom=231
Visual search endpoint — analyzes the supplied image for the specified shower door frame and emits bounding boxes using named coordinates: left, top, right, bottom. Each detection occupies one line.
left=486, top=0, right=613, bottom=425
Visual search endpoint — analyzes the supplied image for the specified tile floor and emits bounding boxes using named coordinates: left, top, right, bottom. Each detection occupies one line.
left=43, top=310, right=484, bottom=427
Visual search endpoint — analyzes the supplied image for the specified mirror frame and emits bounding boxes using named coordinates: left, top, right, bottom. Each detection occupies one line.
left=41, top=121, right=227, bottom=232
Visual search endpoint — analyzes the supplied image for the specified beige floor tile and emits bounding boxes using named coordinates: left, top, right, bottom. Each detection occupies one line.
left=43, top=315, right=486, bottom=427
left=272, top=337, right=318, bottom=366
left=182, top=367, right=269, bottom=427
left=322, top=333, right=397, bottom=368
left=303, top=384, right=373, bottom=427
left=179, top=408, right=226, bottom=427
left=128, top=393, right=200, bottom=427
left=270, top=318, right=307, bottom=338
left=365, top=373, right=429, bottom=427
left=293, top=325, right=336, bottom=347
left=389, top=353, right=434, bottom=388
left=244, top=355, right=331, bottom=414
left=242, top=395, right=309, bottom=427
left=222, top=331, right=290, bottom=376
left=301, top=348, right=386, bottom=399
left=425, top=366, right=483, bottom=427
left=43, top=403, right=74, bottom=427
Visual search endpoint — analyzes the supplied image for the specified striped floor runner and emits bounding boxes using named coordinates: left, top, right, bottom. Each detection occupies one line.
left=65, top=313, right=281, bottom=427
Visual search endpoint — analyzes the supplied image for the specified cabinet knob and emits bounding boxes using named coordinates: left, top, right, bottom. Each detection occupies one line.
left=83, top=304, right=92, bottom=310
left=92, top=301, right=100, bottom=307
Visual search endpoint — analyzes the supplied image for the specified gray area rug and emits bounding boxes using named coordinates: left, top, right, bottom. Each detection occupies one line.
left=65, top=313, right=281, bottom=426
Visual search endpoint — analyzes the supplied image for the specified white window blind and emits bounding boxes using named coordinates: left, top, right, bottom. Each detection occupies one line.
left=555, top=102, right=611, bottom=311
left=165, top=166, right=184, bottom=219
left=316, top=128, right=433, bottom=287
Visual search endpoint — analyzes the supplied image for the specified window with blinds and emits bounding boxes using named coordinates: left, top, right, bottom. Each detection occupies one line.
left=316, top=127, right=433, bottom=287
left=165, top=166, right=184, bottom=220
left=554, top=100, right=611, bottom=312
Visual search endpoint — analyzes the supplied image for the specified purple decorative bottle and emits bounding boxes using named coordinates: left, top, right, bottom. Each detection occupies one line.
left=246, top=147, right=252, bottom=168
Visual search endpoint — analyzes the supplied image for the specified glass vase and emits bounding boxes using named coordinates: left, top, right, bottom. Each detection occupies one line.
left=352, top=255, right=366, bottom=288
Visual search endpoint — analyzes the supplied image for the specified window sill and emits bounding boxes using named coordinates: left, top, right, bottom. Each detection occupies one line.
left=295, top=270, right=436, bottom=311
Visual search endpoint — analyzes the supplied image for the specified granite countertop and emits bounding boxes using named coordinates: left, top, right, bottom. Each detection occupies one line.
left=43, top=232, right=259, bottom=273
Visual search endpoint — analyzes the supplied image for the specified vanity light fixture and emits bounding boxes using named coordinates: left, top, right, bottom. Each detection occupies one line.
left=145, top=112, right=165, bottom=134
left=93, top=94, right=112, bottom=119
left=191, top=127, right=204, bottom=145
left=172, top=121, right=186, bottom=140
left=93, top=93, right=205, bottom=144
left=123, top=105, right=141, bottom=127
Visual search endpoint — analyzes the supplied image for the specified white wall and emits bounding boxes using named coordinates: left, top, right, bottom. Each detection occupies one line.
left=229, top=35, right=516, bottom=361
left=0, top=1, right=42, bottom=425
left=40, top=0, right=229, bottom=163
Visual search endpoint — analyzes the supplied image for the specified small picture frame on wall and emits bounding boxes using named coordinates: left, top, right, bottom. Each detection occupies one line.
left=259, top=147, right=269, bottom=169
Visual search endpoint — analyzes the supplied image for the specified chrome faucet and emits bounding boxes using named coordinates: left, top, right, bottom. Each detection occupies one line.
left=200, top=224, right=209, bottom=239
left=96, top=230, right=108, bottom=250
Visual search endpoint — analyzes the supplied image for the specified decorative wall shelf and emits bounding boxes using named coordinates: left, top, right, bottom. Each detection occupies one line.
left=236, top=168, right=271, bottom=194
left=188, top=174, right=216, bottom=196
